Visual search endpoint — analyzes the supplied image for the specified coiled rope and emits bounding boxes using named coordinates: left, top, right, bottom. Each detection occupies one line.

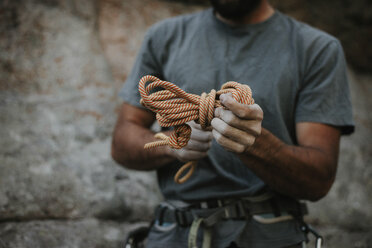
left=139, top=75, right=254, bottom=184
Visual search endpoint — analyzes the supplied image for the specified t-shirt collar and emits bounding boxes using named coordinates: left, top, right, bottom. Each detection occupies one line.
left=208, top=8, right=279, bottom=34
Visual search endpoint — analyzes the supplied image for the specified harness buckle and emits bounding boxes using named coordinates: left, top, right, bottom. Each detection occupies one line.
left=300, top=222, right=323, bottom=248
left=223, top=200, right=247, bottom=219
left=236, top=200, right=247, bottom=218
left=224, top=207, right=231, bottom=218
left=175, top=209, right=188, bottom=227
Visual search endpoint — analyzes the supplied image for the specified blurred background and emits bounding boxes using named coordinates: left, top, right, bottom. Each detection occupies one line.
left=0, top=0, right=371, bottom=247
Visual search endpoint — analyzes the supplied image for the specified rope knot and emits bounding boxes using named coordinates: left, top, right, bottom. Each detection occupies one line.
left=168, top=125, right=192, bottom=149
left=138, top=75, right=254, bottom=184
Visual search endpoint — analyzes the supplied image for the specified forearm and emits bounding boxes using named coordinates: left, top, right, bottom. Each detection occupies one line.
left=240, top=128, right=338, bottom=201
left=111, top=121, right=175, bottom=170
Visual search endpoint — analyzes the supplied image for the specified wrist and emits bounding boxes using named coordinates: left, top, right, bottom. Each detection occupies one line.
left=244, top=128, right=283, bottom=157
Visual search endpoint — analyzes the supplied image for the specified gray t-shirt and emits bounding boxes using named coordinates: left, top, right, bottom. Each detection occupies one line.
left=120, top=9, right=354, bottom=247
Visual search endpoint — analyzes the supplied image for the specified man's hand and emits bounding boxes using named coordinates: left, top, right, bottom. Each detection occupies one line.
left=168, top=121, right=213, bottom=162
left=211, top=93, right=263, bottom=153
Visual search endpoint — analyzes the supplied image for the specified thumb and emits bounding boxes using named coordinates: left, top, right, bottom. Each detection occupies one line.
left=219, top=93, right=244, bottom=112
left=220, top=93, right=260, bottom=120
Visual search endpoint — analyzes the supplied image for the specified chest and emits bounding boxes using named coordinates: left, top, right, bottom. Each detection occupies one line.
left=161, top=30, right=300, bottom=110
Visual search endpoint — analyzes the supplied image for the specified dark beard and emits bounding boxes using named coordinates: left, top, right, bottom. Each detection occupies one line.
left=209, top=0, right=262, bottom=20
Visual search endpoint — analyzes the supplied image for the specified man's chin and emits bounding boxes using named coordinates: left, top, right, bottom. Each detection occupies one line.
left=210, top=0, right=262, bottom=20
left=215, top=11, right=248, bottom=21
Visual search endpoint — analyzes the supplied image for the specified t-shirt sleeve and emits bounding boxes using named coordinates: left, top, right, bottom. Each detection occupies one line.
left=295, top=40, right=354, bottom=135
left=119, top=27, right=163, bottom=108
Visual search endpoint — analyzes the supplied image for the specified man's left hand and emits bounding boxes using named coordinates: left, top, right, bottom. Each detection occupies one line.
left=211, top=93, right=263, bottom=153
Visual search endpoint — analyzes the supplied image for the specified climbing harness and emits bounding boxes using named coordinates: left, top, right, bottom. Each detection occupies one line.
left=123, top=196, right=322, bottom=248
left=138, top=75, right=254, bottom=184
left=152, top=192, right=315, bottom=248
left=292, top=202, right=323, bottom=248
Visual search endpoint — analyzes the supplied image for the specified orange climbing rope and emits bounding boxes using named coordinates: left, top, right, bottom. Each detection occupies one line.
left=139, top=75, right=254, bottom=184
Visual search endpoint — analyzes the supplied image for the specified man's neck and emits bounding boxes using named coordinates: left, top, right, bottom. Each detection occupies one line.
left=216, top=0, right=275, bottom=26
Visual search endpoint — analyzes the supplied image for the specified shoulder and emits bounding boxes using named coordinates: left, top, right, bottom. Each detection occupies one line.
left=280, top=12, right=343, bottom=54
left=275, top=12, right=345, bottom=77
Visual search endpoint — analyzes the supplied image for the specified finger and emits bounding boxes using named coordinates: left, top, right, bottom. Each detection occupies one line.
left=211, top=118, right=255, bottom=146
left=214, top=108, right=261, bottom=136
left=220, top=94, right=263, bottom=120
left=190, top=128, right=213, bottom=142
left=212, top=129, right=245, bottom=153
left=188, top=121, right=201, bottom=129
left=189, top=120, right=213, bottom=131
left=186, top=139, right=212, bottom=152
left=176, top=149, right=208, bottom=162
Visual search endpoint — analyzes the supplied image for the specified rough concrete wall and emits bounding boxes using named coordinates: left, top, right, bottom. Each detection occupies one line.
left=0, top=0, right=371, bottom=247
left=0, top=0, right=172, bottom=247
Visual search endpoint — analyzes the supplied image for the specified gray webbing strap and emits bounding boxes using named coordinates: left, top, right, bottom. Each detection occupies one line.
left=187, top=202, right=242, bottom=248
left=188, top=218, right=212, bottom=248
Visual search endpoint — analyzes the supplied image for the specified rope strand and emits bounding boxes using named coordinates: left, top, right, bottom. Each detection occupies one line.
left=139, top=75, right=254, bottom=183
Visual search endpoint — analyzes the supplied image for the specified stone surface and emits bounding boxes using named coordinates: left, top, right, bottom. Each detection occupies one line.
left=0, top=219, right=148, bottom=248
left=98, top=0, right=204, bottom=93
left=308, top=224, right=372, bottom=248
left=0, top=0, right=161, bottom=222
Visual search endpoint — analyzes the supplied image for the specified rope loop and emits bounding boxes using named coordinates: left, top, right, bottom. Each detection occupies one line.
left=198, top=90, right=216, bottom=129
left=138, top=75, right=254, bottom=183
left=218, top=81, right=254, bottom=105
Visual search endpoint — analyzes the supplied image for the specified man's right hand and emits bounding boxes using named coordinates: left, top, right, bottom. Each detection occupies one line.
left=168, top=121, right=213, bottom=162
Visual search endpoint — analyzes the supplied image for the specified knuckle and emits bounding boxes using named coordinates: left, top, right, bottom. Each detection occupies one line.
left=241, top=135, right=251, bottom=145
left=251, top=124, right=261, bottom=137
left=236, top=109, right=247, bottom=118
left=241, top=135, right=255, bottom=146
left=224, top=110, right=234, bottom=124
left=230, top=143, right=245, bottom=153
left=249, top=137, right=256, bottom=146
left=236, top=145, right=245, bottom=153
left=212, top=130, right=222, bottom=143
left=219, top=109, right=226, bottom=120
left=211, top=118, right=218, bottom=128
left=219, top=124, right=228, bottom=135
left=253, top=105, right=264, bottom=120
left=248, top=136, right=256, bottom=146
left=256, top=112, right=264, bottom=121
left=214, top=107, right=222, bottom=117
left=215, top=134, right=223, bottom=143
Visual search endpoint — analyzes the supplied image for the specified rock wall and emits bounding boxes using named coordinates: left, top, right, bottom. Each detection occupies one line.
left=0, top=0, right=168, bottom=247
left=0, top=0, right=371, bottom=247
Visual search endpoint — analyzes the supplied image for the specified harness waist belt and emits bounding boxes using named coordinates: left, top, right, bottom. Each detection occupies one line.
left=155, top=198, right=307, bottom=227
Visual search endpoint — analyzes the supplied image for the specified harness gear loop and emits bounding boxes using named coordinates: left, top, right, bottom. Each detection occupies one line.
left=139, top=75, right=254, bottom=184
left=174, top=161, right=197, bottom=184
left=188, top=218, right=212, bottom=248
